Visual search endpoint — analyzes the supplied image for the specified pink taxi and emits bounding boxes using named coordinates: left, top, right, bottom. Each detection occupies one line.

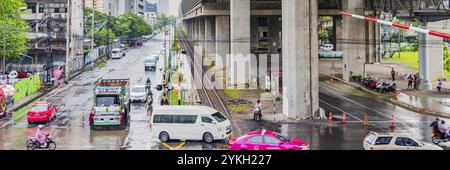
left=27, top=101, right=57, bottom=123
left=228, top=130, right=309, bottom=150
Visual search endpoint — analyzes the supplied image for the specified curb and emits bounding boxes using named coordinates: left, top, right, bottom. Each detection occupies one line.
left=320, top=74, right=446, bottom=117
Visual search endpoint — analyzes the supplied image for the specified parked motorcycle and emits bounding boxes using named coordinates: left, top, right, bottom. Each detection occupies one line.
left=26, top=135, right=56, bottom=150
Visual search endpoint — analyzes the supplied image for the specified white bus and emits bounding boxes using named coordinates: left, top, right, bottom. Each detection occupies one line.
left=150, top=106, right=232, bottom=143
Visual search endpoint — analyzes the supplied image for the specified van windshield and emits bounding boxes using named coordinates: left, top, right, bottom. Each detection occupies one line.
left=211, top=112, right=227, bottom=123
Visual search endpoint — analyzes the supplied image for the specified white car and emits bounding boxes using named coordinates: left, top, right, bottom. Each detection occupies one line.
left=130, top=85, right=148, bottom=103
left=363, top=131, right=443, bottom=150
left=111, top=48, right=124, bottom=59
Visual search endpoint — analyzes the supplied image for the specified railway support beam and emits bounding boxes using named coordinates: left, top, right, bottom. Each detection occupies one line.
left=281, top=0, right=319, bottom=119
left=342, top=0, right=366, bottom=81
left=205, top=16, right=215, bottom=58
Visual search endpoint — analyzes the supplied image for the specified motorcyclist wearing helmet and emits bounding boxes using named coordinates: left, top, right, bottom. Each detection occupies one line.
left=35, top=125, right=49, bottom=147
left=439, top=120, right=450, bottom=139
left=254, top=100, right=263, bottom=121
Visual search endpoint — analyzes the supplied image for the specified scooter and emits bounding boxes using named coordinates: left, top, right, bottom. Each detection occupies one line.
left=432, top=131, right=450, bottom=144
left=26, top=134, right=57, bottom=150
left=253, top=110, right=262, bottom=122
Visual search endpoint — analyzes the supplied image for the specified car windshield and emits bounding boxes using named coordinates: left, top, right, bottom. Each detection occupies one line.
left=112, top=50, right=120, bottom=53
left=132, top=87, right=145, bottom=93
left=96, top=95, right=119, bottom=106
left=30, top=106, right=47, bottom=111
left=274, top=133, right=291, bottom=142
left=145, top=59, right=155, bottom=63
left=211, top=112, right=227, bottom=123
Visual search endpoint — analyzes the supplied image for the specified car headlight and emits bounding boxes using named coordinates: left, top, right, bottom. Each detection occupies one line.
left=297, top=145, right=310, bottom=150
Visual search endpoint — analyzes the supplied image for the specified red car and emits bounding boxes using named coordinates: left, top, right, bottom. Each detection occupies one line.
left=228, top=130, right=310, bottom=150
left=27, top=101, right=57, bottom=123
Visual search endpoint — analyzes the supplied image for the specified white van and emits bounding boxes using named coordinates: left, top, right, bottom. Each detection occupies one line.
left=151, top=106, right=232, bottom=143
left=111, top=48, right=123, bottom=59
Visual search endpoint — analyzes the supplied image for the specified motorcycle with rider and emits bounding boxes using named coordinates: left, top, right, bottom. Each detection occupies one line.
left=26, top=125, right=56, bottom=150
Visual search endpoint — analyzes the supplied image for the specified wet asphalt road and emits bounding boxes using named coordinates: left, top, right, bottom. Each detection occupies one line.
left=0, top=33, right=447, bottom=150
left=233, top=85, right=449, bottom=150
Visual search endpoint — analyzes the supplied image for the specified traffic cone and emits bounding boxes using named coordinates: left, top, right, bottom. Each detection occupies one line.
left=390, top=115, right=396, bottom=129
left=328, top=113, right=333, bottom=125
left=364, top=113, right=369, bottom=126
left=342, top=113, right=346, bottom=124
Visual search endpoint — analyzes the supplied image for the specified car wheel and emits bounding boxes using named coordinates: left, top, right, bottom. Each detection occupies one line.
left=159, top=132, right=170, bottom=143
left=203, top=132, right=214, bottom=143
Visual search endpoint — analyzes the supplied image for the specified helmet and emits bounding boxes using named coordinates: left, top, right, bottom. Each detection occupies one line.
left=38, top=125, right=44, bottom=129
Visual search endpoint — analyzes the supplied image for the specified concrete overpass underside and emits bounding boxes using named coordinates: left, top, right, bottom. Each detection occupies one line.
left=180, top=0, right=450, bottom=119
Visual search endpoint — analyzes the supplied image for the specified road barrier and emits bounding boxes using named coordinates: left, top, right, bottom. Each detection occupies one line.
left=342, top=113, right=347, bottom=124
left=328, top=112, right=333, bottom=125
left=390, top=115, right=396, bottom=129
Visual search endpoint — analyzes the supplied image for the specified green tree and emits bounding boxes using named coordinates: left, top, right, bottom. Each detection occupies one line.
left=84, top=8, right=117, bottom=46
left=444, top=45, right=450, bottom=72
left=0, top=0, right=29, bottom=59
left=119, top=13, right=152, bottom=38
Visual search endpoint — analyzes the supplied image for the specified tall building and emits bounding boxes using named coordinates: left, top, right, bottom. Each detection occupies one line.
left=106, top=0, right=145, bottom=16
left=22, top=0, right=84, bottom=76
left=84, top=0, right=107, bottom=12
left=158, top=0, right=169, bottom=15
left=144, top=1, right=158, bottom=27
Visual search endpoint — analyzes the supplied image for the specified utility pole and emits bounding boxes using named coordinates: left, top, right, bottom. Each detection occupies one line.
left=106, top=3, right=111, bottom=59
left=91, top=0, right=95, bottom=59
left=65, top=0, right=71, bottom=80
left=46, top=2, right=53, bottom=84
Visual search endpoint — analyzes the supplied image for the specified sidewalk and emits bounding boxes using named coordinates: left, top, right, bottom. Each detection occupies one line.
left=6, top=91, right=46, bottom=113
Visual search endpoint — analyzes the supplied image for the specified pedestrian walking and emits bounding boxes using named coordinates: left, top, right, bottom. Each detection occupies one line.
left=413, top=73, right=420, bottom=90
left=437, top=79, right=444, bottom=92
left=391, top=68, right=396, bottom=81
left=407, top=74, right=414, bottom=89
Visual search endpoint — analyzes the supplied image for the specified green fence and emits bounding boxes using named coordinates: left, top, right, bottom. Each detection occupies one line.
left=13, top=75, right=42, bottom=102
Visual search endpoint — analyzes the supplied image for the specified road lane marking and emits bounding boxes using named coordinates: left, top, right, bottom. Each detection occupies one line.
left=161, top=141, right=187, bottom=150
left=321, top=85, right=393, bottom=119
left=319, top=99, right=363, bottom=121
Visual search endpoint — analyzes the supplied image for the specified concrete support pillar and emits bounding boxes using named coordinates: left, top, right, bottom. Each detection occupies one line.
left=230, top=0, right=251, bottom=87
left=366, top=20, right=381, bottom=64
left=199, top=17, right=206, bottom=52
left=419, top=21, right=444, bottom=90
left=205, top=17, right=215, bottom=57
left=427, top=21, right=444, bottom=82
left=335, top=16, right=343, bottom=51
left=342, top=0, right=366, bottom=81
left=194, top=19, right=199, bottom=43
left=215, top=16, right=230, bottom=88
left=282, top=0, right=319, bottom=119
